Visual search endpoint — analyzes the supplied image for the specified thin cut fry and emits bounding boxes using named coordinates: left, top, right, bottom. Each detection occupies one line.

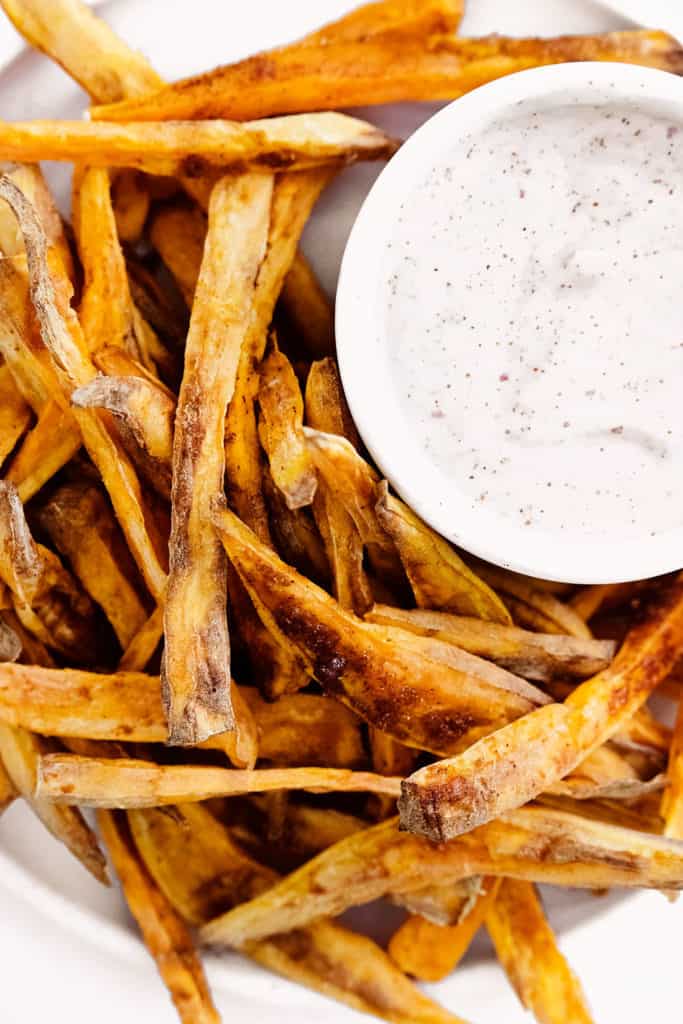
left=148, top=202, right=205, bottom=307
left=486, top=880, right=593, bottom=1024
left=0, top=161, right=73, bottom=276
left=376, top=483, right=511, bottom=623
left=213, top=502, right=542, bottom=755
left=662, top=699, right=683, bottom=839
left=97, top=809, right=221, bottom=1024
left=36, top=481, right=149, bottom=649
left=389, top=878, right=500, bottom=981
left=305, top=357, right=360, bottom=446
left=300, top=0, right=464, bottom=47
left=0, top=115, right=398, bottom=176
left=280, top=251, right=334, bottom=359
left=118, top=604, right=163, bottom=671
left=200, top=806, right=683, bottom=947
left=0, top=365, right=31, bottom=469
left=37, top=754, right=402, bottom=808
left=393, top=878, right=481, bottom=926
left=111, top=169, right=150, bottom=243
left=92, top=31, right=683, bottom=123
left=399, top=573, right=683, bottom=841
left=258, top=347, right=317, bottom=510
left=6, top=400, right=81, bottom=502
left=262, top=469, right=329, bottom=584
left=0, top=722, right=107, bottom=882
left=366, top=605, right=616, bottom=682
left=472, top=562, right=593, bottom=639
left=164, top=173, right=272, bottom=745
left=0, top=663, right=256, bottom=767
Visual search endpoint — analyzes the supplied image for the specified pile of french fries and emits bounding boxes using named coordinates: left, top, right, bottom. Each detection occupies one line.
left=0, top=1, right=682, bottom=1021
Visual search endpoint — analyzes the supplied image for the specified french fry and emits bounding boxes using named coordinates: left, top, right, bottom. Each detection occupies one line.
left=388, top=878, right=500, bottom=982
left=472, top=562, right=593, bottom=639
left=0, top=614, right=21, bottom=663
left=148, top=201, right=205, bottom=308
left=0, top=754, right=15, bottom=813
left=0, top=663, right=256, bottom=767
left=376, top=483, right=511, bottom=623
left=545, top=743, right=661, bottom=801
left=392, top=878, right=482, bottom=926
left=257, top=803, right=366, bottom=868
left=111, top=169, right=150, bottom=243
left=130, top=802, right=465, bottom=1024
left=305, top=429, right=387, bottom=546
left=36, top=481, right=149, bottom=648
left=305, top=357, right=360, bottom=446
left=0, top=364, right=32, bottom=469
left=366, top=605, right=616, bottom=682
left=0, top=722, right=108, bottom=882
left=213, top=502, right=543, bottom=755
left=6, top=399, right=81, bottom=502
left=0, top=161, right=73, bottom=277
left=569, top=582, right=638, bottom=622
left=118, top=604, right=163, bottom=671
left=163, top=173, right=272, bottom=746
left=0, top=176, right=169, bottom=598
left=93, top=31, right=683, bottom=123
left=262, top=468, right=329, bottom=584
left=0, top=115, right=398, bottom=176
left=662, top=699, right=683, bottom=839
left=486, top=880, right=593, bottom=1024
left=2, top=604, right=54, bottom=667
left=242, top=689, right=366, bottom=769
left=72, top=372, right=175, bottom=499
left=37, top=754, right=402, bottom=808
left=125, top=255, right=188, bottom=354
left=200, top=806, right=683, bottom=947
left=367, top=726, right=418, bottom=819
left=0, top=0, right=164, bottom=102
left=301, top=0, right=464, bottom=47
left=98, top=809, right=221, bottom=1024
left=279, top=251, right=334, bottom=359
left=399, top=574, right=683, bottom=841
left=258, top=346, right=317, bottom=510
left=0, top=481, right=99, bottom=661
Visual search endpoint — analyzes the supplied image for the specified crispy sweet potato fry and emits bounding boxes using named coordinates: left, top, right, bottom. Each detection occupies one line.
left=256, top=803, right=366, bottom=868
left=569, top=583, right=636, bottom=622
left=242, top=689, right=365, bottom=769
left=300, top=0, right=463, bottom=47
left=279, top=251, right=334, bottom=359
left=163, top=173, right=272, bottom=746
left=392, top=878, right=481, bottom=926
left=258, top=347, right=317, bottom=510
left=0, top=481, right=99, bottom=660
left=376, top=483, right=511, bottom=623
left=37, top=481, right=149, bottom=648
left=200, top=806, right=683, bottom=946
left=0, top=663, right=256, bottom=766
left=118, top=604, right=163, bottom=671
left=305, top=357, right=360, bottom=446
left=0, top=364, right=31, bottom=469
left=0, top=162, right=73, bottom=277
left=0, top=0, right=164, bottom=102
left=400, top=573, right=683, bottom=841
left=0, top=115, right=398, bottom=175
left=148, top=202, right=205, bottom=307
left=94, top=31, right=683, bottom=123
left=662, top=699, right=683, bottom=839
left=366, top=605, right=616, bottom=682
left=0, top=176, right=168, bottom=598
left=38, top=754, right=402, bottom=808
left=389, top=878, right=500, bottom=982
left=111, top=169, right=150, bottom=243
left=131, top=802, right=464, bottom=1024
left=125, top=255, right=188, bottom=354
left=6, top=399, right=81, bottom=502
left=472, top=562, right=593, bottom=639
left=0, top=722, right=107, bottom=882
left=306, top=429, right=386, bottom=546
left=98, top=809, right=221, bottom=1024
left=262, top=468, right=329, bottom=584
left=486, top=880, right=593, bottom=1024
left=213, top=502, right=542, bottom=755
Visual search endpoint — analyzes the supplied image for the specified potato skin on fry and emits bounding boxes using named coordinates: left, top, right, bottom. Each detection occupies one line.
left=258, top=347, right=317, bottom=510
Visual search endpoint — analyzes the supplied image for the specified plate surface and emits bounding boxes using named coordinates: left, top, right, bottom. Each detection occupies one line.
left=0, top=2, right=680, bottom=1023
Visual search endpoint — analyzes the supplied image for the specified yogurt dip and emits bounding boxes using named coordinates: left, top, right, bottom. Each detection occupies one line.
left=337, top=64, right=683, bottom=582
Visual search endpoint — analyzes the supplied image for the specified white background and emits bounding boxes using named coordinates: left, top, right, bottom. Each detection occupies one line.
left=0, top=1, right=681, bottom=1022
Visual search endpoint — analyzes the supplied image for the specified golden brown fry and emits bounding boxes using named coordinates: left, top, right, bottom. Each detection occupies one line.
left=262, top=468, right=329, bottom=584
left=118, top=604, right=163, bottom=671
left=0, top=722, right=108, bottom=882
left=213, top=502, right=543, bottom=754
left=305, top=357, right=360, bottom=445
left=6, top=400, right=81, bottom=502
left=306, top=429, right=386, bottom=546
left=367, top=726, right=418, bottom=819
left=0, top=115, right=398, bottom=175
left=279, top=251, right=334, bottom=359
left=388, top=878, right=500, bottom=982
left=164, top=173, right=272, bottom=746
left=569, top=583, right=636, bottom=622
left=399, top=574, right=683, bottom=841
left=546, top=743, right=660, bottom=801
left=0, top=0, right=164, bottom=102
left=0, top=663, right=256, bottom=767
left=111, top=169, right=150, bottom=243
left=0, top=176, right=168, bottom=599
left=392, top=879, right=481, bottom=926
left=98, top=809, right=221, bottom=1024
left=486, top=880, right=593, bottom=1024
left=242, top=689, right=366, bottom=769
left=148, top=201, right=205, bottom=307
left=132, top=802, right=464, bottom=1024
left=376, top=483, right=511, bottom=623
left=0, top=614, right=21, bottom=664
left=0, top=364, right=31, bottom=469
left=472, top=562, right=593, bottom=639
left=366, top=605, right=616, bottom=682
left=258, top=347, right=317, bottom=510
left=0, top=162, right=73, bottom=277
left=38, top=754, right=402, bottom=808
left=3, top=604, right=54, bottom=667
left=662, top=699, right=683, bottom=838
left=260, top=803, right=366, bottom=868
left=94, top=31, right=683, bottom=123
left=0, top=755, right=15, bottom=814
left=300, top=0, right=464, bottom=46
left=0, top=481, right=99, bottom=661
left=125, top=254, right=188, bottom=353
left=200, top=806, right=683, bottom=946
left=37, top=481, right=149, bottom=648
left=72, top=372, right=175, bottom=499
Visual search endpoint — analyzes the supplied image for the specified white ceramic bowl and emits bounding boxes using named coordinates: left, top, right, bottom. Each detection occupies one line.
left=336, top=61, right=683, bottom=585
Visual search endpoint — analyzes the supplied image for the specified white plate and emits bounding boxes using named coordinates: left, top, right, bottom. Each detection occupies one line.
left=0, top=2, right=680, bottom=1023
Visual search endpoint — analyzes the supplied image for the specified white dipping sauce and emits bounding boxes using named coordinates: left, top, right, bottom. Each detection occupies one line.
left=384, top=100, right=683, bottom=541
